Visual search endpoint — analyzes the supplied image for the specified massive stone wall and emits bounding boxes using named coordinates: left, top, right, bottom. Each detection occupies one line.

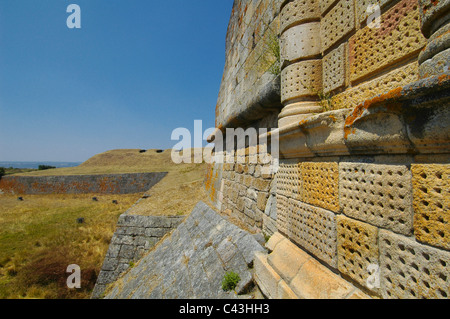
left=208, top=0, right=450, bottom=299
left=0, top=172, right=167, bottom=195
left=205, top=145, right=279, bottom=235
left=215, top=0, right=283, bottom=130
left=100, top=202, right=266, bottom=299
left=92, top=206, right=186, bottom=299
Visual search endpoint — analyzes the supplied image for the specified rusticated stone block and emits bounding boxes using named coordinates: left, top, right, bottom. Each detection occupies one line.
left=320, top=0, right=355, bottom=52
left=349, top=0, right=426, bottom=82
left=301, top=162, right=339, bottom=212
left=257, top=191, right=269, bottom=211
left=380, top=230, right=450, bottom=299
left=276, top=161, right=302, bottom=200
left=281, top=59, right=323, bottom=104
left=276, top=194, right=289, bottom=236
left=278, top=197, right=338, bottom=268
left=337, top=215, right=379, bottom=291
left=281, top=22, right=321, bottom=64
left=339, top=162, right=414, bottom=235
left=320, top=0, right=339, bottom=14
left=331, top=61, right=419, bottom=110
left=280, top=0, right=320, bottom=33
left=263, top=214, right=277, bottom=237
left=412, top=164, right=450, bottom=250
left=323, top=43, right=346, bottom=93
left=252, top=177, right=271, bottom=191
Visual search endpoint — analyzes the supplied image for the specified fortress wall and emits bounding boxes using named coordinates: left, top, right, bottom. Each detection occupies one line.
left=206, top=145, right=277, bottom=235
left=209, top=0, right=450, bottom=298
left=215, top=0, right=284, bottom=129
left=92, top=212, right=186, bottom=299
left=0, top=172, right=167, bottom=195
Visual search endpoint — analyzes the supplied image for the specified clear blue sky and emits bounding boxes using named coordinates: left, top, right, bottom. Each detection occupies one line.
left=0, top=0, right=233, bottom=162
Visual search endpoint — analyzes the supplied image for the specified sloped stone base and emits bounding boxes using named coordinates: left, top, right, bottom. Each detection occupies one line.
left=254, top=232, right=370, bottom=299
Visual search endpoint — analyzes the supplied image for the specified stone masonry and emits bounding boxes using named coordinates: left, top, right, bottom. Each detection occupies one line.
left=102, top=201, right=266, bottom=299
left=0, top=172, right=168, bottom=195
left=207, top=0, right=450, bottom=299
left=92, top=206, right=185, bottom=299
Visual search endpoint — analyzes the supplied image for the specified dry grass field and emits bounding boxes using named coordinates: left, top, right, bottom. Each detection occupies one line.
left=0, top=148, right=210, bottom=298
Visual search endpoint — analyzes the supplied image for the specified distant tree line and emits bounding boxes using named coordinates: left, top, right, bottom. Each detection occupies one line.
left=38, top=165, right=56, bottom=171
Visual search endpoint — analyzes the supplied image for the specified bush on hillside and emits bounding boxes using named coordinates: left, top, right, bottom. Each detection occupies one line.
left=38, top=165, right=56, bottom=171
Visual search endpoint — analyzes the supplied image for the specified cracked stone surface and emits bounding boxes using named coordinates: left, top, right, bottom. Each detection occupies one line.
left=103, top=201, right=266, bottom=299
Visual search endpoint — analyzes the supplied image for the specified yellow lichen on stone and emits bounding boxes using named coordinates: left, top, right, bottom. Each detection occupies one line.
left=412, top=164, right=450, bottom=250
left=337, top=215, right=379, bottom=291
left=301, top=162, right=339, bottom=212
left=331, top=61, right=419, bottom=110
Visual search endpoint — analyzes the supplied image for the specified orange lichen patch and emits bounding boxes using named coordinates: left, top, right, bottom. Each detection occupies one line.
left=204, top=165, right=219, bottom=203
left=298, top=119, right=309, bottom=127
left=438, top=73, right=450, bottom=84
left=0, top=174, right=163, bottom=195
left=328, top=114, right=338, bottom=122
left=423, top=0, right=440, bottom=13
left=343, top=87, right=404, bottom=139
left=0, top=177, right=26, bottom=194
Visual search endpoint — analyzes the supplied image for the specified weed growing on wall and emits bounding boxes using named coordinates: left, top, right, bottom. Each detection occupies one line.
left=260, top=25, right=281, bottom=76
left=299, top=79, right=334, bottom=112
left=222, top=271, right=241, bottom=292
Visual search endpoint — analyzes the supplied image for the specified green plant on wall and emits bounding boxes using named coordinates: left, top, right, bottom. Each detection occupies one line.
left=222, top=271, right=241, bottom=292
left=249, top=22, right=281, bottom=77
left=317, top=90, right=333, bottom=112
left=298, top=79, right=334, bottom=112
left=261, top=26, right=281, bottom=76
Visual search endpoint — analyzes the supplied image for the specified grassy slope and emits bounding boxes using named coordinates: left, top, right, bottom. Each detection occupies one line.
left=0, top=193, right=141, bottom=299
left=14, top=149, right=204, bottom=176
left=0, top=148, right=210, bottom=298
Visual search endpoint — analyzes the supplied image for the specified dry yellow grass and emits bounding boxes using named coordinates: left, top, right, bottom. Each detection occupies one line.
left=0, top=193, right=142, bottom=299
left=0, top=148, right=212, bottom=298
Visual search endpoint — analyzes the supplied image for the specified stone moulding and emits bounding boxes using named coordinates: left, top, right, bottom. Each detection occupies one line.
left=276, top=73, right=450, bottom=159
left=216, top=74, right=281, bottom=131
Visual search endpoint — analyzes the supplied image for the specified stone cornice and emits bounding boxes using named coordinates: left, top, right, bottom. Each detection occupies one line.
left=275, top=73, right=450, bottom=159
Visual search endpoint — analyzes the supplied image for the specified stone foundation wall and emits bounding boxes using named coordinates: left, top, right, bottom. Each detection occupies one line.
left=0, top=172, right=167, bottom=195
left=205, top=145, right=278, bottom=235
